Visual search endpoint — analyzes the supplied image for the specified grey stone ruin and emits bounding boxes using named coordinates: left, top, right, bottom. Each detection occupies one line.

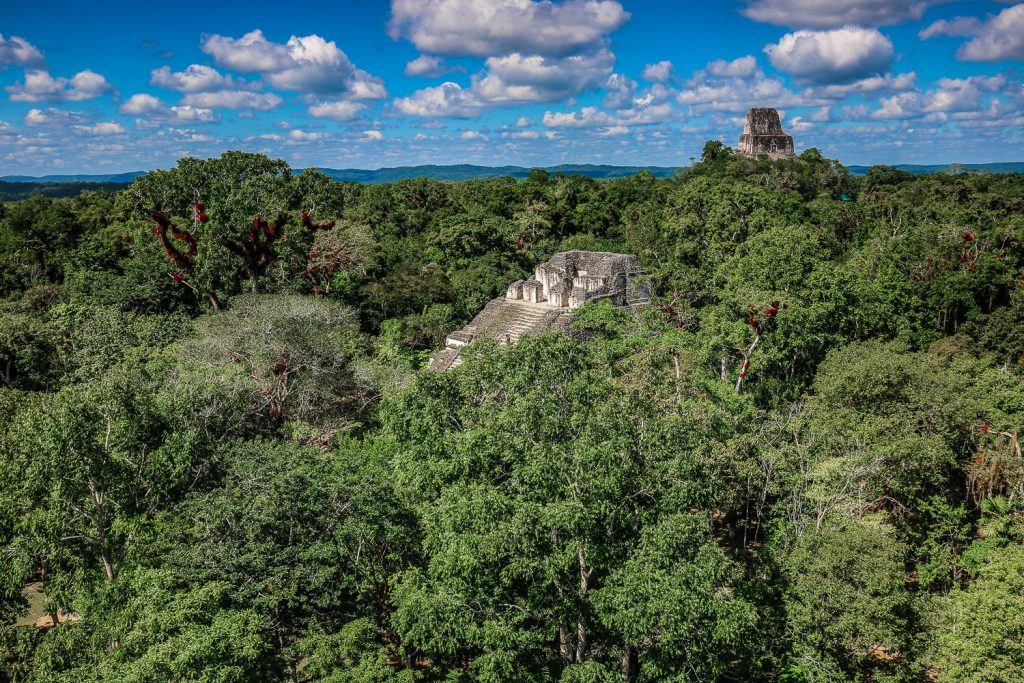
left=427, top=250, right=649, bottom=371
left=737, top=107, right=795, bottom=160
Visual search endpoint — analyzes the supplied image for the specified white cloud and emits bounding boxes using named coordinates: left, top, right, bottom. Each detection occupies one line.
left=362, top=129, right=384, bottom=140
left=514, top=116, right=534, bottom=127
left=6, top=69, right=113, bottom=102
left=170, top=106, right=217, bottom=123
left=405, top=54, right=451, bottom=77
left=473, top=48, right=616, bottom=104
left=74, top=122, right=125, bottom=135
left=393, top=81, right=482, bottom=117
left=741, top=0, right=942, bottom=28
left=542, top=100, right=675, bottom=128
left=201, top=29, right=387, bottom=98
left=150, top=64, right=247, bottom=93
left=388, top=0, right=629, bottom=58
left=24, top=109, right=49, bottom=125
left=0, top=34, right=45, bottom=67
left=603, top=72, right=636, bottom=109
left=461, top=130, right=487, bottom=140
left=599, top=125, right=629, bottom=135
left=918, top=16, right=982, bottom=40
left=119, top=94, right=164, bottom=115
left=118, top=94, right=217, bottom=125
left=848, top=74, right=1011, bottom=121
left=641, top=60, right=674, bottom=83
left=308, top=100, right=367, bottom=120
left=765, top=27, right=894, bottom=84
left=956, top=4, right=1024, bottom=62
left=675, top=58, right=814, bottom=113
left=811, top=71, right=917, bottom=97
left=500, top=129, right=540, bottom=138
left=182, top=90, right=282, bottom=110
left=288, top=129, right=325, bottom=141
left=707, top=56, right=758, bottom=79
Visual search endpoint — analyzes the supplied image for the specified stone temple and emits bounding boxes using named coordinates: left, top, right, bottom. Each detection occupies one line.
left=428, top=250, right=649, bottom=371
left=737, top=108, right=794, bottom=160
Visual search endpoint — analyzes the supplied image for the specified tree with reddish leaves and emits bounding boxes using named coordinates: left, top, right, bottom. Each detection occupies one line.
left=225, top=214, right=289, bottom=294
left=120, top=153, right=343, bottom=308
left=735, top=302, right=785, bottom=394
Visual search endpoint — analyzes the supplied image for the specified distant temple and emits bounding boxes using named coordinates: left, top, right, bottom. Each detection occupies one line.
left=737, top=108, right=794, bottom=160
left=428, top=250, right=649, bottom=371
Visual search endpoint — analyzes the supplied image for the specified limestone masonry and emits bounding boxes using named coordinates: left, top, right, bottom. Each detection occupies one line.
left=428, top=250, right=649, bottom=371
left=737, top=108, right=795, bottom=160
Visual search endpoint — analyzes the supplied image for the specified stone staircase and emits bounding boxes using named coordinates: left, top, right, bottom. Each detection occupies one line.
left=496, top=300, right=565, bottom=343
left=427, top=298, right=570, bottom=371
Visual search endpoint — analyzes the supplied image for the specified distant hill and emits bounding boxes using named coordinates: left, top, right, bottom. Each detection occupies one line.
left=312, top=164, right=683, bottom=182
left=845, top=162, right=1024, bottom=175
left=4, top=162, right=1024, bottom=199
left=0, top=171, right=146, bottom=183
left=0, top=180, right=132, bottom=202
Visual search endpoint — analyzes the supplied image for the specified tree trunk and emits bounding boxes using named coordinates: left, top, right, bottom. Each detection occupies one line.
left=620, top=645, right=635, bottom=682
left=575, top=548, right=592, bottom=663
left=559, top=625, right=574, bottom=661
left=100, top=547, right=116, bottom=582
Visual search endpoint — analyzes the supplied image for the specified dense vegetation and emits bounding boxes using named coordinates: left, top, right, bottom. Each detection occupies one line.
left=0, top=181, right=132, bottom=203
left=1, top=145, right=1022, bottom=682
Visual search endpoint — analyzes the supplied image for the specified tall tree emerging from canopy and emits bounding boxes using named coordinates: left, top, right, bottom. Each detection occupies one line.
left=121, top=153, right=342, bottom=307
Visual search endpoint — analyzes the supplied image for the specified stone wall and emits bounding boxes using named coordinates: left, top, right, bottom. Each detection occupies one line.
left=737, top=107, right=795, bottom=160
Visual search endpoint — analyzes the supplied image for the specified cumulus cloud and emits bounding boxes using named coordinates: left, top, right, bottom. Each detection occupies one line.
left=476, top=49, right=616, bottom=103
left=956, top=4, right=1024, bottom=62
left=764, top=27, right=894, bottom=84
left=6, top=69, right=113, bottom=102
left=181, top=90, right=282, bottom=110
left=201, top=29, right=387, bottom=98
left=405, top=55, right=453, bottom=77
left=542, top=100, right=675, bottom=128
left=150, top=64, right=249, bottom=93
left=362, top=130, right=384, bottom=140
left=707, top=55, right=758, bottom=78
left=675, top=57, right=814, bottom=113
left=308, top=100, right=367, bottom=120
left=461, top=130, right=487, bottom=139
left=501, top=129, right=540, bottom=138
left=742, top=0, right=942, bottom=28
left=74, top=122, right=125, bottom=135
left=388, top=0, right=629, bottom=58
left=393, top=82, right=481, bottom=117
left=810, top=71, right=917, bottom=97
left=847, top=74, right=1010, bottom=121
left=918, top=16, right=982, bottom=40
left=641, top=60, right=674, bottom=83
left=0, top=34, right=45, bottom=67
left=603, top=73, right=637, bottom=109
left=288, top=129, right=325, bottom=141
left=23, top=108, right=87, bottom=126
left=118, top=93, right=217, bottom=125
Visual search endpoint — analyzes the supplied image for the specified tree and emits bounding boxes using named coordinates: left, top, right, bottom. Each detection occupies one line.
left=23, top=569, right=279, bottom=682
left=122, top=153, right=342, bottom=307
left=181, top=294, right=372, bottom=438
left=930, top=544, right=1024, bottom=682
left=1, top=364, right=212, bottom=593
left=782, top=519, right=912, bottom=681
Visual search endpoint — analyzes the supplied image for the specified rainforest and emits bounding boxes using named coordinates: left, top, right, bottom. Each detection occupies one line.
left=1, top=147, right=1023, bottom=682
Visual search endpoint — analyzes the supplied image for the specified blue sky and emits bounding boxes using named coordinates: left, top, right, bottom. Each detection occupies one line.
left=0, top=0, right=1022, bottom=174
